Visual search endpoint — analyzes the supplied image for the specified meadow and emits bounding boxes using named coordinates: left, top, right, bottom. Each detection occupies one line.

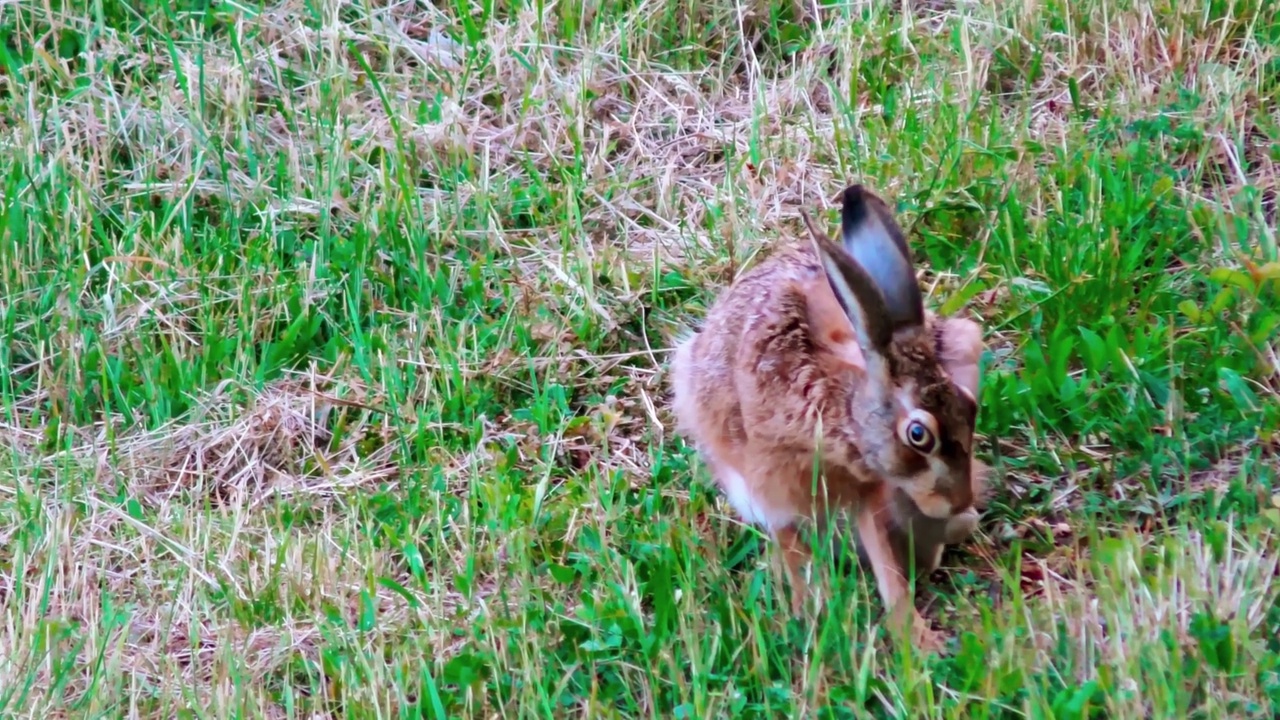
left=0, top=0, right=1278, bottom=717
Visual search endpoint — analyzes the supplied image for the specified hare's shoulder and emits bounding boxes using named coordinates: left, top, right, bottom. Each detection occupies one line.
left=733, top=279, right=842, bottom=411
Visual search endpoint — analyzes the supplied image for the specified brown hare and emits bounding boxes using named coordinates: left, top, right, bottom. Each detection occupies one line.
left=669, top=183, right=986, bottom=651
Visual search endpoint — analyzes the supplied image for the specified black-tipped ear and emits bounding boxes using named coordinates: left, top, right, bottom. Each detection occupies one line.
left=838, top=185, right=925, bottom=330
left=800, top=208, right=893, bottom=355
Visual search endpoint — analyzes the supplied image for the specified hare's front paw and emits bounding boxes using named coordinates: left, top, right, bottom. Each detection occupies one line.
left=943, top=507, right=980, bottom=545
left=910, top=613, right=946, bottom=654
left=888, top=603, right=946, bottom=654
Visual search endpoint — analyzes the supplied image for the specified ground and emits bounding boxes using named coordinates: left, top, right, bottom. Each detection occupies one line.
left=0, top=0, right=1278, bottom=717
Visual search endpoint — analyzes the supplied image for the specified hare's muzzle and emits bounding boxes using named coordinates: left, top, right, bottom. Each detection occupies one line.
left=908, top=488, right=961, bottom=520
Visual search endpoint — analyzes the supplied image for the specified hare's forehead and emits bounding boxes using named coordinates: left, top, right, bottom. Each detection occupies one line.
left=891, top=380, right=930, bottom=412
left=892, top=378, right=971, bottom=420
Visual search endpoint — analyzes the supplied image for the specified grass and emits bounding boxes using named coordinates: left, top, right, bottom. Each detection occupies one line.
left=0, top=0, right=1278, bottom=716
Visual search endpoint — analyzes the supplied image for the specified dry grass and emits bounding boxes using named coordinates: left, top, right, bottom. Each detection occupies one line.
left=0, top=0, right=1278, bottom=716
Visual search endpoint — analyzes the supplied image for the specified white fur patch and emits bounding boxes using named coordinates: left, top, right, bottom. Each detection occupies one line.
left=944, top=508, right=980, bottom=544
left=918, top=456, right=955, bottom=518
left=718, top=466, right=794, bottom=532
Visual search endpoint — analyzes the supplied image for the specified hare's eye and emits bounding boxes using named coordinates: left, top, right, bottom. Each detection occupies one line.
left=905, top=420, right=936, bottom=453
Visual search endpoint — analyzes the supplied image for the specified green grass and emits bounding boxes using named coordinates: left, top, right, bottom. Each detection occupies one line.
left=0, top=0, right=1278, bottom=716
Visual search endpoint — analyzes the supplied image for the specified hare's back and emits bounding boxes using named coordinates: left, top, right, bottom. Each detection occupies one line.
left=671, top=244, right=819, bottom=446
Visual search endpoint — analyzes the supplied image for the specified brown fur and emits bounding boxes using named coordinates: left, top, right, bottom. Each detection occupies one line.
left=669, top=184, right=987, bottom=651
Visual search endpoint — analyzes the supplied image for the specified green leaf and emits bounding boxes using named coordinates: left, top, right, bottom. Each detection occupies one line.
left=358, top=588, right=376, bottom=632
left=1177, top=300, right=1201, bottom=323
left=1217, top=367, right=1258, bottom=411
left=1078, top=326, right=1107, bottom=373
left=548, top=562, right=578, bottom=584
left=1251, top=313, right=1280, bottom=345
left=420, top=665, right=449, bottom=720
left=1189, top=610, right=1236, bottom=673
left=1210, top=287, right=1235, bottom=313
left=939, top=279, right=988, bottom=315
left=1139, top=369, right=1170, bottom=406
left=441, top=651, right=489, bottom=687
left=377, top=576, right=418, bottom=608
left=1209, top=267, right=1257, bottom=294
left=403, top=542, right=427, bottom=584
left=1049, top=324, right=1074, bottom=389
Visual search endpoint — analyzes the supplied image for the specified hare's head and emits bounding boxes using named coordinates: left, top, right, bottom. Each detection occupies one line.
left=801, top=184, right=981, bottom=521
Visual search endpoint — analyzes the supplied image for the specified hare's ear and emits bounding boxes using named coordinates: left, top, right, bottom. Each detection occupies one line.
left=935, top=316, right=985, bottom=399
left=838, top=185, right=925, bottom=332
left=800, top=208, right=893, bottom=359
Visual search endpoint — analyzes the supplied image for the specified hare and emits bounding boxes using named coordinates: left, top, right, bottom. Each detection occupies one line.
left=669, top=183, right=986, bottom=650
